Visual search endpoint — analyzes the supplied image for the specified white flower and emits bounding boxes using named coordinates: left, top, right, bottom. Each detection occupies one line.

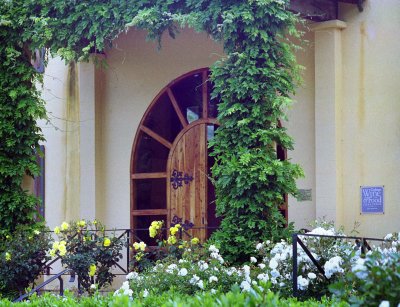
left=308, top=227, right=336, bottom=236
left=307, top=272, right=317, bottom=279
left=126, top=272, right=139, bottom=280
left=269, top=258, right=279, bottom=270
left=209, top=276, right=218, bottom=283
left=256, top=243, right=264, bottom=250
left=90, top=284, right=97, bottom=290
left=121, top=281, right=130, bottom=291
left=166, top=263, right=177, bottom=274
left=378, top=301, right=390, bottom=307
left=209, top=245, right=219, bottom=253
left=225, top=267, right=237, bottom=276
left=143, top=289, right=149, bottom=298
left=198, top=260, right=209, bottom=271
left=279, top=282, right=285, bottom=287
left=324, top=256, right=344, bottom=279
left=258, top=263, right=266, bottom=269
left=114, top=281, right=133, bottom=297
left=384, top=233, right=393, bottom=241
left=189, top=275, right=200, bottom=285
left=178, top=268, right=188, bottom=276
left=211, top=289, right=217, bottom=294
left=257, top=273, right=269, bottom=282
left=297, top=276, right=309, bottom=290
left=351, top=258, right=368, bottom=279
left=250, top=257, right=257, bottom=263
left=240, top=280, right=252, bottom=292
left=243, top=265, right=251, bottom=276
left=270, top=269, right=280, bottom=278
left=197, top=280, right=204, bottom=289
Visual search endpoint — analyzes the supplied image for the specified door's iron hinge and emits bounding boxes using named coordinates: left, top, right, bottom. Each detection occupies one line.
left=170, top=169, right=193, bottom=189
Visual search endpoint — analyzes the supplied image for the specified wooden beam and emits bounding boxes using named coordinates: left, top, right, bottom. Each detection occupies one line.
left=132, top=172, right=167, bottom=179
left=132, top=209, right=168, bottom=216
left=140, top=125, right=172, bottom=149
left=290, top=0, right=363, bottom=21
left=167, top=88, right=188, bottom=128
left=290, top=0, right=337, bottom=21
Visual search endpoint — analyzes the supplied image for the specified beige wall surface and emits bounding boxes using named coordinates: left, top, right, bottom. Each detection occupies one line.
left=286, top=28, right=316, bottom=230
left=338, top=1, right=400, bottom=237
left=39, top=57, right=69, bottom=229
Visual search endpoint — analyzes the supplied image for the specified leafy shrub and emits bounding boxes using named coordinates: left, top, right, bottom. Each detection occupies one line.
left=330, top=232, right=400, bottom=306
left=255, top=221, right=354, bottom=298
left=0, top=287, right=345, bottom=306
left=119, top=243, right=246, bottom=298
left=51, top=220, right=124, bottom=293
left=0, top=225, right=52, bottom=299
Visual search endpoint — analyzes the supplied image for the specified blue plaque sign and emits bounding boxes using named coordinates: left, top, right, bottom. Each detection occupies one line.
left=361, top=186, right=384, bottom=214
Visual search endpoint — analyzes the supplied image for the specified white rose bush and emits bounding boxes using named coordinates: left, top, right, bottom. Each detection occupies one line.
left=114, top=220, right=400, bottom=305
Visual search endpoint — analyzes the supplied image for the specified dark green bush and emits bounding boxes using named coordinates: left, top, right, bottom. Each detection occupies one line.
left=0, top=225, right=52, bottom=299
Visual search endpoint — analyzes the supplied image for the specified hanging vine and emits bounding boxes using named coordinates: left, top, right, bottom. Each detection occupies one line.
left=0, top=0, right=303, bottom=262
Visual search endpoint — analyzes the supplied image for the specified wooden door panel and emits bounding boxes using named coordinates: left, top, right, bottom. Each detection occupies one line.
left=168, top=124, right=207, bottom=241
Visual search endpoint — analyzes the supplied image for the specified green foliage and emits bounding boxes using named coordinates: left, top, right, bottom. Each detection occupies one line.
left=1, top=0, right=303, bottom=266
left=0, top=0, right=46, bottom=236
left=208, top=1, right=304, bottom=263
left=0, top=225, right=52, bottom=299
left=0, top=288, right=346, bottom=307
left=51, top=220, right=124, bottom=293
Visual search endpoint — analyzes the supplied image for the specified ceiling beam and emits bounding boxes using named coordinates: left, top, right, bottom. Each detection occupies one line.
left=289, top=0, right=364, bottom=22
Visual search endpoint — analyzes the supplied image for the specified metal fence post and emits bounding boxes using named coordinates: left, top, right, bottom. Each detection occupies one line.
left=292, top=233, right=298, bottom=297
left=126, top=230, right=130, bottom=273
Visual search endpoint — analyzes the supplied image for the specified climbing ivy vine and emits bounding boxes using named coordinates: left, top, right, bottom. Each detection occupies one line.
left=0, top=0, right=303, bottom=262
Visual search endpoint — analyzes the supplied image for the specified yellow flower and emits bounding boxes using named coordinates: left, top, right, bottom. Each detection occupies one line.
left=103, top=237, right=111, bottom=247
left=191, top=237, right=200, bottom=245
left=170, top=226, right=180, bottom=236
left=59, top=240, right=67, bottom=246
left=89, top=264, right=96, bottom=277
left=5, top=252, right=11, bottom=261
left=167, top=235, right=177, bottom=245
left=49, top=249, right=56, bottom=257
left=135, top=254, right=142, bottom=261
left=133, top=242, right=146, bottom=251
left=61, top=222, right=69, bottom=231
left=5, top=235, right=10, bottom=240
left=34, top=230, right=40, bottom=235
left=58, top=245, right=67, bottom=256
left=149, top=227, right=157, bottom=238
left=52, top=241, right=60, bottom=250
left=139, top=242, right=146, bottom=251
left=77, top=220, right=86, bottom=227
left=93, top=220, right=98, bottom=225
left=54, top=226, right=61, bottom=234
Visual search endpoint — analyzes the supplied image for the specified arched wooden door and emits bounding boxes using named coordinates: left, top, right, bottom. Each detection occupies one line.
left=130, top=68, right=220, bottom=244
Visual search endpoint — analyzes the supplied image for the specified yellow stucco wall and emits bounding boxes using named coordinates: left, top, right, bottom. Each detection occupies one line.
left=338, top=0, right=400, bottom=237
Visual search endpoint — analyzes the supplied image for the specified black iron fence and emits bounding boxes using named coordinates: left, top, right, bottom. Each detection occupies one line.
left=14, top=224, right=218, bottom=301
left=291, top=232, right=388, bottom=297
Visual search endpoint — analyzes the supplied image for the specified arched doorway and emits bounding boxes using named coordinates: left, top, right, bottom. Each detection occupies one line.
left=130, top=68, right=220, bottom=244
